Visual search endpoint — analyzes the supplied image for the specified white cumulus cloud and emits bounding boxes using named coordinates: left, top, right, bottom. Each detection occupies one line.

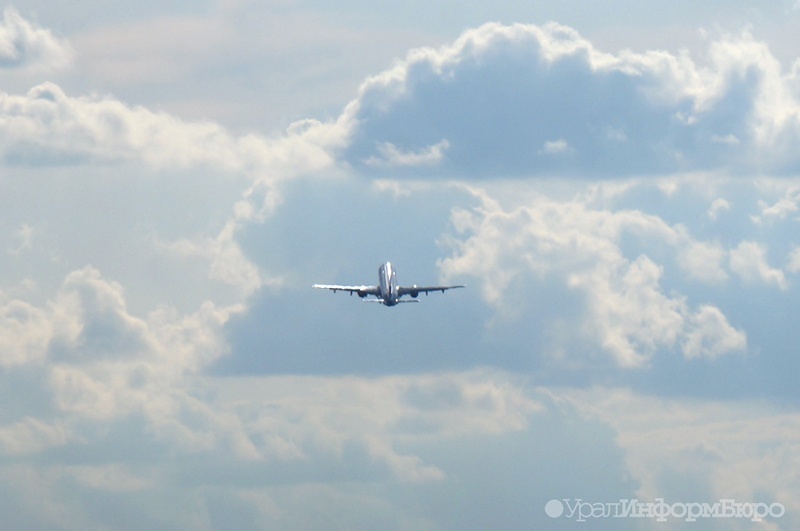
left=440, top=186, right=746, bottom=366
left=340, top=22, right=800, bottom=178
left=729, top=240, right=788, bottom=289
left=0, top=8, right=72, bottom=70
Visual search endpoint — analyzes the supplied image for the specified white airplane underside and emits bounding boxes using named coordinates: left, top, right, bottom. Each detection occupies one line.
left=313, top=262, right=464, bottom=306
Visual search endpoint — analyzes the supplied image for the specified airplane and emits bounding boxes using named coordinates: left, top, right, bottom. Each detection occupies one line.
left=313, top=261, right=464, bottom=306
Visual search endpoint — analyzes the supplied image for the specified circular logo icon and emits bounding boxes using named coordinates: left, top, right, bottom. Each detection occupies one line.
left=545, top=499, right=564, bottom=518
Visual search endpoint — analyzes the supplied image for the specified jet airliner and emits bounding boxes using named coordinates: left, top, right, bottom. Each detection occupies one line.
left=313, top=262, right=464, bottom=306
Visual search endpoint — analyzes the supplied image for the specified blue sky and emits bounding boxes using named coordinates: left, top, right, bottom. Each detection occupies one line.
left=2, top=1, right=800, bottom=529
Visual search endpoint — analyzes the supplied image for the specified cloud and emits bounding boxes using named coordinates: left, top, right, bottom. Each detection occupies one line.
left=540, top=138, right=571, bottom=155
left=563, top=387, right=800, bottom=522
left=340, top=22, right=800, bottom=178
left=729, top=240, right=788, bottom=289
left=364, top=139, right=450, bottom=168
left=0, top=78, right=345, bottom=318
left=0, top=265, right=243, bottom=460
left=788, top=246, right=800, bottom=273
left=105, top=371, right=634, bottom=529
left=159, top=221, right=268, bottom=297
left=0, top=417, right=72, bottom=456
left=6, top=223, right=34, bottom=256
left=3, top=9, right=800, bottom=528
left=753, top=185, right=800, bottom=223
left=707, top=197, right=731, bottom=220
left=439, top=186, right=746, bottom=366
left=0, top=8, right=72, bottom=70
left=677, top=240, right=729, bottom=283
left=0, top=292, right=53, bottom=366
left=581, top=256, right=688, bottom=366
left=0, top=82, right=339, bottom=178
left=683, top=305, right=747, bottom=359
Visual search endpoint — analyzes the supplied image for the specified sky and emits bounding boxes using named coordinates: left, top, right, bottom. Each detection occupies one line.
left=2, top=1, right=800, bottom=529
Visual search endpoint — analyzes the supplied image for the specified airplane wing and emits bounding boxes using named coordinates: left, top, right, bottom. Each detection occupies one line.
left=312, top=284, right=380, bottom=296
left=397, top=284, right=465, bottom=297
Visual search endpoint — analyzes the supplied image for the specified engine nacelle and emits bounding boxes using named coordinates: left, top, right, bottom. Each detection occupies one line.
left=357, top=291, right=368, bottom=298
left=409, top=285, right=419, bottom=298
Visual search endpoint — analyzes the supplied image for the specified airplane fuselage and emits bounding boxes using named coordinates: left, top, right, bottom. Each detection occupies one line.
left=378, top=261, right=399, bottom=306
